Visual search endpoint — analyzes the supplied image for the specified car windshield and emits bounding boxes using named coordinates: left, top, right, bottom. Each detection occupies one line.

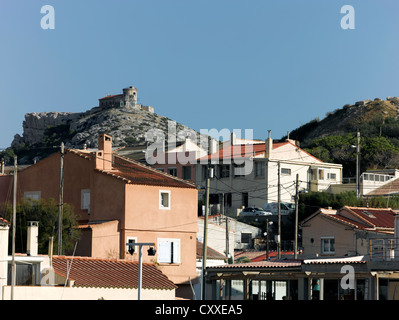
left=255, top=208, right=264, bottom=211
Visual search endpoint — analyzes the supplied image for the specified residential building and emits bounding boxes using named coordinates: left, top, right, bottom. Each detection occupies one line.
left=196, top=131, right=343, bottom=215
left=0, top=220, right=177, bottom=300
left=300, top=206, right=398, bottom=259
left=205, top=256, right=399, bottom=300
left=197, top=216, right=235, bottom=259
left=194, top=241, right=227, bottom=299
left=0, top=134, right=199, bottom=299
left=329, top=169, right=399, bottom=196
left=149, top=138, right=208, bottom=183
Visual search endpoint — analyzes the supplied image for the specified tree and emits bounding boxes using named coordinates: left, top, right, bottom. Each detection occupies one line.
left=0, top=198, right=80, bottom=255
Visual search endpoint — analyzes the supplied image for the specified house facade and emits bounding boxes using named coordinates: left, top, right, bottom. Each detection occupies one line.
left=300, top=206, right=398, bottom=259
left=196, top=131, right=343, bottom=215
left=0, top=134, right=199, bottom=298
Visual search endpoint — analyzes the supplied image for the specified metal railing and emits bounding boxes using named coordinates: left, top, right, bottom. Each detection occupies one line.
left=369, top=238, right=396, bottom=261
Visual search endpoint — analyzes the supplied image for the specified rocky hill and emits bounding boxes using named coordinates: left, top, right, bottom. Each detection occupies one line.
left=286, top=96, right=399, bottom=175
left=6, top=87, right=206, bottom=164
left=287, top=97, right=399, bottom=145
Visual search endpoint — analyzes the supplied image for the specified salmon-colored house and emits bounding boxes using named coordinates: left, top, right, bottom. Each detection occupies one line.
left=0, top=134, right=199, bottom=298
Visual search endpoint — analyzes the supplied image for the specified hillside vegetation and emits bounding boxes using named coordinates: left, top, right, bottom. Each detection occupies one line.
left=286, top=97, right=399, bottom=176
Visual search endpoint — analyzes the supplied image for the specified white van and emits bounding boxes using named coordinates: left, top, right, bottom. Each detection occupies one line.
left=263, top=202, right=295, bottom=215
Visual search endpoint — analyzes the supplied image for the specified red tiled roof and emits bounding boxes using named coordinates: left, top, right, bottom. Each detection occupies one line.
left=200, top=143, right=274, bottom=161
left=312, top=206, right=398, bottom=233
left=67, top=148, right=196, bottom=189
left=196, top=241, right=227, bottom=260
left=207, top=260, right=301, bottom=269
left=0, top=217, right=10, bottom=226
left=235, top=250, right=294, bottom=262
left=112, top=155, right=197, bottom=188
left=99, top=94, right=123, bottom=100
left=52, top=256, right=177, bottom=290
left=199, top=141, right=322, bottom=162
left=344, top=206, right=398, bottom=229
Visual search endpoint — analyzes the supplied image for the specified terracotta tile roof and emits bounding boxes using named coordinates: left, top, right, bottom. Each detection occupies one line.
left=112, top=155, right=197, bottom=188
left=0, top=217, right=10, bottom=226
left=366, top=177, right=399, bottom=196
left=99, top=94, right=123, bottom=100
left=52, top=256, right=177, bottom=290
left=199, top=141, right=322, bottom=162
left=307, top=206, right=398, bottom=233
left=67, top=148, right=197, bottom=189
left=343, top=206, right=398, bottom=230
left=200, top=143, right=272, bottom=161
left=234, top=250, right=294, bottom=262
left=196, top=241, right=227, bottom=260
left=303, top=259, right=366, bottom=265
left=207, top=260, right=301, bottom=269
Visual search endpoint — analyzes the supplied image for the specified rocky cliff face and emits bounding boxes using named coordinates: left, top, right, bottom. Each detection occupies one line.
left=12, top=104, right=204, bottom=151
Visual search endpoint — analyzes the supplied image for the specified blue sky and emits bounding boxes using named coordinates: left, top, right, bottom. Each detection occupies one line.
left=1, top=0, right=399, bottom=148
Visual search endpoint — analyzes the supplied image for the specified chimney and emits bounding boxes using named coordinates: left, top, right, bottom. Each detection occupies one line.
left=230, top=132, right=237, bottom=146
left=209, top=138, right=218, bottom=154
left=27, top=221, right=39, bottom=256
left=265, top=130, right=273, bottom=158
left=95, top=134, right=113, bottom=170
left=0, top=219, right=9, bottom=299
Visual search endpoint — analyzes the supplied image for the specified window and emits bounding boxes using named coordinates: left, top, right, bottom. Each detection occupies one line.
left=241, top=233, right=252, bottom=244
left=255, top=162, right=265, bottom=177
left=81, top=189, right=91, bottom=213
left=183, top=166, right=192, bottom=180
left=24, top=191, right=41, bottom=201
left=159, top=190, right=171, bottom=209
left=318, top=169, right=325, bottom=180
left=234, top=163, right=245, bottom=177
left=321, top=237, right=335, bottom=254
left=327, top=172, right=337, bottom=180
left=281, top=168, right=291, bottom=175
left=220, top=165, right=230, bottom=178
left=168, top=167, right=177, bottom=176
left=155, top=168, right=165, bottom=172
left=157, top=239, right=180, bottom=264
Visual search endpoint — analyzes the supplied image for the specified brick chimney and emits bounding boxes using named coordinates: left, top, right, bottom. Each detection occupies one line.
left=27, top=221, right=39, bottom=256
left=95, top=134, right=113, bottom=171
left=265, top=130, right=273, bottom=158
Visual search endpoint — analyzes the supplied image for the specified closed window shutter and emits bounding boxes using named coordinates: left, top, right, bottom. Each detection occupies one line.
left=158, top=241, right=172, bottom=263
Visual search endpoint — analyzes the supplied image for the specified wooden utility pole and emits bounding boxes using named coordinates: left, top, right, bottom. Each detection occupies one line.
left=277, top=161, right=281, bottom=259
left=201, top=165, right=213, bottom=300
left=294, top=174, right=299, bottom=259
left=58, top=142, right=64, bottom=255
left=11, top=156, right=17, bottom=300
left=356, top=131, right=360, bottom=198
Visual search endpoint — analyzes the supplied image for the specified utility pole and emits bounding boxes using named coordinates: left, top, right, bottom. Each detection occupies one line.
left=11, top=156, right=17, bottom=300
left=202, top=165, right=213, bottom=300
left=356, top=131, right=360, bottom=198
left=222, top=193, right=229, bottom=261
left=277, top=161, right=281, bottom=259
left=294, top=174, right=299, bottom=259
left=58, top=142, right=64, bottom=255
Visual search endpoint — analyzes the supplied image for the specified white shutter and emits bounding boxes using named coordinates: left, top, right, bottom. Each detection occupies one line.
left=157, top=239, right=181, bottom=263
left=158, top=240, right=172, bottom=263
left=172, top=240, right=181, bottom=263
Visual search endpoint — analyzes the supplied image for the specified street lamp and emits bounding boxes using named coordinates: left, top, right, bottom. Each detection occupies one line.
left=126, top=242, right=156, bottom=300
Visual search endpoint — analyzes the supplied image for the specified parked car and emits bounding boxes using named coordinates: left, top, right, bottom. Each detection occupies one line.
left=263, top=202, right=295, bottom=215
left=239, top=207, right=273, bottom=216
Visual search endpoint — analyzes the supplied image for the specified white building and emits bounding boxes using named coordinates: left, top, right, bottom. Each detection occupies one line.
left=196, top=131, right=343, bottom=215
